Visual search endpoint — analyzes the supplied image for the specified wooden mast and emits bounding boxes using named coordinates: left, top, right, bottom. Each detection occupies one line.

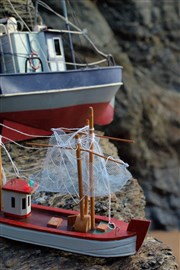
left=89, top=107, right=95, bottom=230
left=84, top=119, right=89, bottom=215
left=75, top=134, right=84, bottom=220
left=74, top=134, right=91, bottom=233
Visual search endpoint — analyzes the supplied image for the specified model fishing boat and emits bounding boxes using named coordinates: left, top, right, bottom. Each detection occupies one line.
left=0, top=0, right=122, bottom=141
left=0, top=107, right=150, bottom=257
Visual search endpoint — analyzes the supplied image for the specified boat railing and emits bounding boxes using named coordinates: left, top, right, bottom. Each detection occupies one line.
left=45, top=29, right=116, bottom=67
left=25, top=55, right=44, bottom=72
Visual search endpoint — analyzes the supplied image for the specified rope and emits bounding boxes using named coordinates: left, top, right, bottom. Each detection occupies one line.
left=1, top=140, right=20, bottom=178
left=0, top=123, right=51, bottom=139
left=7, top=0, right=31, bottom=32
left=38, top=0, right=108, bottom=59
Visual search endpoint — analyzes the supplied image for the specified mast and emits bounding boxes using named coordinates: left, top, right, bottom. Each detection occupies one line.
left=34, top=0, right=39, bottom=27
left=74, top=134, right=91, bottom=233
left=75, top=134, right=84, bottom=220
left=89, top=107, right=95, bottom=230
left=84, top=119, right=89, bottom=215
left=61, top=0, right=77, bottom=69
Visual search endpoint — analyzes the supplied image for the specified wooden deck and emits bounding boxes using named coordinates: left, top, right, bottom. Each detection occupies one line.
left=0, top=204, right=135, bottom=241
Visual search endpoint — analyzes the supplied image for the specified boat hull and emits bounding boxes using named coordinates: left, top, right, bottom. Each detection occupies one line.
left=0, top=205, right=150, bottom=257
left=0, top=87, right=117, bottom=129
left=1, top=223, right=137, bottom=257
left=0, top=67, right=122, bottom=138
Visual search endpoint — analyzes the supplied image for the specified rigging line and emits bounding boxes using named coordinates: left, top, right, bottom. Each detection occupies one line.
left=7, top=0, right=31, bottom=32
left=2, top=166, right=7, bottom=185
left=1, top=135, right=48, bottom=151
left=26, top=0, right=34, bottom=29
left=7, top=1, right=50, bottom=71
left=0, top=123, right=51, bottom=138
left=0, top=52, right=30, bottom=58
left=49, top=140, right=79, bottom=197
left=60, top=128, right=134, bottom=143
left=44, top=159, right=79, bottom=203
left=1, top=144, right=41, bottom=179
left=1, top=142, right=20, bottom=178
left=16, top=166, right=42, bottom=173
left=26, top=141, right=126, bottom=166
left=38, top=0, right=108, bottom=59
left=67, top=0, right=87, bottom=65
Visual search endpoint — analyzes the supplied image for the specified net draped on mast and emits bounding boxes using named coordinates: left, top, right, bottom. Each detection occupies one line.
left=32, top=125, right=132, bottom=199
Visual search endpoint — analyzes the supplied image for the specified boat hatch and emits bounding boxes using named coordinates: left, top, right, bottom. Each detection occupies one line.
left=47, top=217, right=63, bottom=228
left=93, top=221, right=112, bottom=234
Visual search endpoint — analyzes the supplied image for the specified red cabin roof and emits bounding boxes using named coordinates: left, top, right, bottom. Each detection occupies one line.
left=2, top=178, right=38, bottom=194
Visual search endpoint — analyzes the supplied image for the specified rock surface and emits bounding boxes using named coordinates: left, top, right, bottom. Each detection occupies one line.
left=0, top=236, right=178, bottom=270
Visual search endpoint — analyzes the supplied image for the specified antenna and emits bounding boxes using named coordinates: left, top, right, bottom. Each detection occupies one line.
left=34, top=0, right=39, bottom=27
left=62, top=0, right=76, bottom=69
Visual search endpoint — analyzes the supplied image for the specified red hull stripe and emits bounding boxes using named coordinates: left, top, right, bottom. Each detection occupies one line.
left=1, top=102, right=113, bottom=128
left=1, top=102, right=113, bottom=142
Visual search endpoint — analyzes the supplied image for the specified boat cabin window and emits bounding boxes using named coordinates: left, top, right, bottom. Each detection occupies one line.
left=54, top=38, right=61, bottom=56
left=28, top=196, right=30, bottom=207
left=11, top=197, right=15, bottom=208
left=22, top=198, right=26, bottom=210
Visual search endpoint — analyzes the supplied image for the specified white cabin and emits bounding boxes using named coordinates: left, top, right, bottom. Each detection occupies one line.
left=0, top=17, right=66, bottom=74
left=2, top=178, right=38, bottom=218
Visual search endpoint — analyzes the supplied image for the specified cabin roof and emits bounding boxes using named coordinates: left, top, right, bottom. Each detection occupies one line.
left=2, top=178, right=38, bottom=194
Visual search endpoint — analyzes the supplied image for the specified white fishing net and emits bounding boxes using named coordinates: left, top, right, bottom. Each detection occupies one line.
left=32, top=126, right=132, bottom=197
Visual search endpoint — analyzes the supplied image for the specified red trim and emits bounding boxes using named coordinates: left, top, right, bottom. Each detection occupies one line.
left=0, top=205, right=137, bottom=242
left=4, top=212, right=31, bottom=219
left=1, top=103, right=113, bottom=142
left=127, top=219, right=151, bottom=251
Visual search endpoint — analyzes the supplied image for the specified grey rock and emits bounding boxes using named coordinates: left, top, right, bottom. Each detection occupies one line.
left=0, top=236, right=178, bottom=270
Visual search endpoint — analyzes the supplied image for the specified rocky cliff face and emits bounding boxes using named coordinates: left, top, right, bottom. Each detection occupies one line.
left=96, top=0, right=180, bottom=230
left=0, top=0, right=179, bottom=230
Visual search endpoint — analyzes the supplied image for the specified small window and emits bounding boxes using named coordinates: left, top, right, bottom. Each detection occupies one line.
left=28, top=196, right=30, bottom=207
left=22, top=198, right=26, bottom=210
left=11, top=197, right=15, bottom=208
left=54, top=39, right=61, bottom=56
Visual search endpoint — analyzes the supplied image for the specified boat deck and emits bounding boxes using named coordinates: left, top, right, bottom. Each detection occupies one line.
left=0, top=204, right=135, bottom=241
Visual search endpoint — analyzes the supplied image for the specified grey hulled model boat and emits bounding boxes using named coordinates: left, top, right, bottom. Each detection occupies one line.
left=0, top=1, right=122, bottom=141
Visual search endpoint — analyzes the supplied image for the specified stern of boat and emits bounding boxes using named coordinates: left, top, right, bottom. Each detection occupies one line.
left=127, top=219, right=151, bottom=251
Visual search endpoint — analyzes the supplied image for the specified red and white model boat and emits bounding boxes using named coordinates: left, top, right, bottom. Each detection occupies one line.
left=0, top=108, right=150, bottom=257
left=0, top=1, right=122, bottom=141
